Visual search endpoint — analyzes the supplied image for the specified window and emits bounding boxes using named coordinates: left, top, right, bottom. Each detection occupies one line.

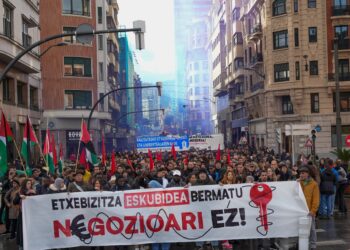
left=2, top=78, right=11, bottom=102
left=99, top=93, right=104, bottom=111
left=99, top=62, right=104, bottom=81
left=98, top=35, right=103, bottom=50
left=195, top=101, right=200, bottom=108
left=234, top=58, right=244, bottom=69
left=335, top=25, right=348, bottom=38
left=331, top=125, right=350, bottom=147
left=294, top=28, right=299, bottom=47
left=195, top=87, right=200, bottom=95
left=62, top=0, right=90, bottom=16
left=282, top=96, right=293, bottom=114
left=17, top=82, right=27, bottom=106
left=22, top=20, right=32, bottom=48
left=232, top=8, right=240, bottom=21
left=295, top=61, right=300, bottom=80
left=339, top=59, right=350, bottom=80
left=311, top=93, right=319, bottom=113
left=273, top=30, right=288, bottom=49
left=194, top=62, right=199, bottom=70
left=309, top=27, right=317, bottom=42
left=272, top=0, right=286, bottom=16
left=3, top=4, right=13, bottom=38
left=194, top=74, right=200, bottom=83
left=333, top=92, right=350, bottom=112
left=202, top=61, right=208, bottom=70
left=30, top=86, right=38, bottom=110
left=274, top=63, right=289, bottom=82
left=64, top=57, right=92, bottom=77
left=308, top=0, right=316, bottom=8
left=64, top=90, right=92, bottom=109
left=63, top=27, right=76, bottom=43
left=97, top=7, right=102, bottom=24
left=232, top=32, right=243, bottom=46
left=310, top=61, right=318, bottom=75
left=294, top=0, right=298, bottom=12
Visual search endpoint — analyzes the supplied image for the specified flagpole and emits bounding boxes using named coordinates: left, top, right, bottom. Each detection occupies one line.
left=28, top=116, right=48, bottom=170
left=12, top=139, right=28, bottom=177
left=75, top=117, right=83, bottom=173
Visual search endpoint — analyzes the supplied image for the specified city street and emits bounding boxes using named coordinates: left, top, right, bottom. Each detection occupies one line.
left=0, top=199, right=349, bottom=250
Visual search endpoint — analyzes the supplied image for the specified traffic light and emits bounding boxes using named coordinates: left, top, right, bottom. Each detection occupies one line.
left=275, top=128, right=282, bottom=144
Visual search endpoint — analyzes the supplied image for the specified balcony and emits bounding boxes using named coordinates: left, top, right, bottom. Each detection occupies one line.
left=251, top=81, right=264, bottom=92
left=333, top=39, right=350, bottom=50
left=248, top=24, right=262, bottom=42
left=332, top=5, right=350, bottom=16
left=328, top=72, right=350, bottom=81
left=249, top=53, right=263, bottom=67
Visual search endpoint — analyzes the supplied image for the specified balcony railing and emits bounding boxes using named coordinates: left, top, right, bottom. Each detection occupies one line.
left=253, top=24, right=262, bottom=33
left=332, top=5, right=350, bottom=16
left=251, top=81, right=264, bottom=92
left=22, top=33, right=32, bottom=48
left=328, top=72, right=350, bottom=81
left=250, top=53, right=263, bottom=66
left=334, top=39, right=350, bottom=50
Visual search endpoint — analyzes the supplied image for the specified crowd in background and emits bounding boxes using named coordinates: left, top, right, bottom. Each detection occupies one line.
left=0, top=146, right=349, bottom=250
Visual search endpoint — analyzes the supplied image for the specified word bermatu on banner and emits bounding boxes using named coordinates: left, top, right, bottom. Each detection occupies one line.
left=23, top=181, right=309, bottom=250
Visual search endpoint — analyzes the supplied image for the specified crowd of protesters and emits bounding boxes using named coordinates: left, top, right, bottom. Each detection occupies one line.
left=0, top=146, right=348, bottom=250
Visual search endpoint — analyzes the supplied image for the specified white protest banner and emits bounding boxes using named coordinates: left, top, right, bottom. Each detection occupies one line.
left=23, top=181, right=309, bottom=250
left=189, top=134, right=225, bottom=150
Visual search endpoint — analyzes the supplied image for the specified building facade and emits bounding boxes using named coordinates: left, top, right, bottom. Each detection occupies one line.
left=210, top=0, right=344, bottom=157
left=174, top=0, right=212, bottom=129
left=0, top=0, right=41, bottom=161
left=40, top=0, right=114, bottom=157
left=326, top=0, right=350, bottom=151
left=185, top=18, right=212, bottom=135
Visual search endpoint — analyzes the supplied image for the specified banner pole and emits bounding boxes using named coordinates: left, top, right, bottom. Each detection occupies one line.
left=12, top=139, right=27, bottom=177
left=75, top=118, right=83, bottom=173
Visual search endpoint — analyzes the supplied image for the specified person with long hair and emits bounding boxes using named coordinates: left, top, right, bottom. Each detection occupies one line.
left=220, top=170, right=236, bottom=185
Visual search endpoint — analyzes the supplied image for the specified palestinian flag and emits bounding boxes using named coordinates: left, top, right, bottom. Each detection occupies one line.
left=58, top=143, right=64, bottom=174
left=0, top=113, right=14, bottom=177
left=101, top=133, right=106, bottom=166
left=80, top=120, right=99, bottom=168
left=43, top=129, right=55, bottom=174
left=21, top=117, right=38, bottom=170
left=51, top=134, right=58, bottom=166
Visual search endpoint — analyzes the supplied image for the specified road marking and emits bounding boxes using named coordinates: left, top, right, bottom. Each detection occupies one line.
left=316, top=240, right=347, bottom=246
left=316, top=229, right=325, bottom=233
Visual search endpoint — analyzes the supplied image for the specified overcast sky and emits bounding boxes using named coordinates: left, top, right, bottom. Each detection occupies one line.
left=118, top=0, right=176, bottom=83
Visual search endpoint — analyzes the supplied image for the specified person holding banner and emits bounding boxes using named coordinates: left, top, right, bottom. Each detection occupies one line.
left=299, top=165, right=320, bottom=250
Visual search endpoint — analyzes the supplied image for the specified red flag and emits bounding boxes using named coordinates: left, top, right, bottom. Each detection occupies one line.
left=171, top=144, right=176, bottom=160
left=51, top=134, right=58, bottom=166
left=126, top=158, right=135, bottom=171
left=148, top=149, right=154, bottom=171
left=156, top=150, right=162, bottom=162
left=101, top=133, right=106, bottom=166
left=79, top=147, right=89, bottom=170
left=110, top=151, right=116, bottom=175
left=216, top=144, right=221, bottom=162
left=226, top=149, right=231, bottom=165
left=184, top=154, right=189, bottom=166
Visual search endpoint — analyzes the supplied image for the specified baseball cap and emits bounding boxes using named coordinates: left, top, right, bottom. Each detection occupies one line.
left=173, top=170, right=181, bottom=176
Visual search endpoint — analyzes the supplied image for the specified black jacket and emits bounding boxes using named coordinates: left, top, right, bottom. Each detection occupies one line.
left=320, top=169, right=337, bottom=195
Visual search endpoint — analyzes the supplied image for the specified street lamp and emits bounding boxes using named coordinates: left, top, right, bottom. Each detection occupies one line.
left=0, top=22, right=145, bottom=83
left=39, top=42, right=68, bottom=58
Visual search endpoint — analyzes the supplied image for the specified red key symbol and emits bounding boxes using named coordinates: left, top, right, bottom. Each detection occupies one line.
left=250, top=183, right=272, bottom=232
